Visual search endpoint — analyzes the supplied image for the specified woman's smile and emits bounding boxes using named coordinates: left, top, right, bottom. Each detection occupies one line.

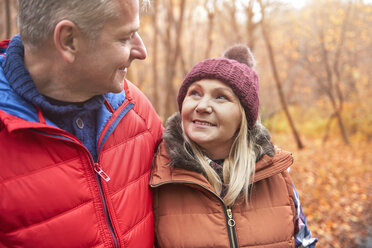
left=181, top=79, right=242, bottom=155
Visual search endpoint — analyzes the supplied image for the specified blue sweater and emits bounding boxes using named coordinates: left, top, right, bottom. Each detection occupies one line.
left=2, top=35, right=104, bottom=161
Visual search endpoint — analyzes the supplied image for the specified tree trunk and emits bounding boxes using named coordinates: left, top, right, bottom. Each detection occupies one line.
left=323, top=87, right=350, bottom=145
left=164, top=0, right=186, bottom=119
left=5, top=0, right=11, bottom=39
left=332, top=2, right=353, bottom=145
left=318, top=18, right=350, bottom=145
left=225, top=1, right=242, bottom=43
left=151, top=0, right=159, bottom=111
left=204, top=0, right=215, bottom=59
left=245, top=0, right=257, bottom=51
left=258, top=0, right=305, bottom=149
left=323, top=113, right=335, bottom=144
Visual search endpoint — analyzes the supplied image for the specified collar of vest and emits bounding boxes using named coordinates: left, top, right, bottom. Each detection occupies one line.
left=253, top=148, right=293, bottom=183
left=151, top=140, right=293, bottom=189
left=0, top=66, right=133, bottom=136
left=150, top=113, right=293, bottom=187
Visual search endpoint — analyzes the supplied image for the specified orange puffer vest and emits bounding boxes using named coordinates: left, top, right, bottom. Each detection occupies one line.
left=150, top=114, right=296, bottom=248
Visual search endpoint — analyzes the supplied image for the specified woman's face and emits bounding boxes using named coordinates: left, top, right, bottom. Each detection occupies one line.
left=181, top=79, right=242, bottom=159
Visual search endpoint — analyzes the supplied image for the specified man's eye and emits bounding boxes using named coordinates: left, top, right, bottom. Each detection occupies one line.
left=121, top=33, right=135, bottom=43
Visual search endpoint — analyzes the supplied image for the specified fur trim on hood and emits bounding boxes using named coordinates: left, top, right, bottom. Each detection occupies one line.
left=162, top=113, right=275, bottom=175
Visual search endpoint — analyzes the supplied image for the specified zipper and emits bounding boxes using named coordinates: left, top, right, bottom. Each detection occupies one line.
left=29, top=96, right=134, bottom=248
left=94, top=162, right=111, bottom=182
left=91, top=160, right=118, bottom=248
left=33, top=129, right=119, bottom=248
left=151, top=181, right=238, bottom=247
left=94, top=173, right=118, bottom=248
left=226, top=207, right=237, bottom=248
left=92, top=99, right=133, bottom=248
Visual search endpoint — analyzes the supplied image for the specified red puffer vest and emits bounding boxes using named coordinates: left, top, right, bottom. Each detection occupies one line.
left=0, top=74, right=163, bottom=247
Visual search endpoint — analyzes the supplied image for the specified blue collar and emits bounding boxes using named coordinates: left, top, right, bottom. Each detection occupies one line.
left=2, top=34, right=105, bottom=117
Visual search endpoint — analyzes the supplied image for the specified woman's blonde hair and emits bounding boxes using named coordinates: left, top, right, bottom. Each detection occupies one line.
left=184, top=103, right=260, bottom=206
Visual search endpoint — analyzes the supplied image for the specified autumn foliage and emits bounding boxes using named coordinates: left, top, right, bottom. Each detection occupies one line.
left=269, top=132, right=372, bottom=247
left=1, top=0, right=372, bottom=247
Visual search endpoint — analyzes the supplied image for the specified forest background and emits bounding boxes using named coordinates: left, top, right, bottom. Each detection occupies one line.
left=1, top=0, right=372, bottom=247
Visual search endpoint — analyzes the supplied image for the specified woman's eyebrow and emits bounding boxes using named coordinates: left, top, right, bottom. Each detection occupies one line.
left=214, top=87, right=234, bottom=94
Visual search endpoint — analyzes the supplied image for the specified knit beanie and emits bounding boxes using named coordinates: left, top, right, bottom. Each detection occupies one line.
left=177, top=44, right=259, bottom=128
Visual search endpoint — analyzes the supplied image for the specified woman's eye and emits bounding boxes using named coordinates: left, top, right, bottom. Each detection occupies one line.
left=216, top=94, right=228, bottom=100
left=189, top=90, right=200, bottom=96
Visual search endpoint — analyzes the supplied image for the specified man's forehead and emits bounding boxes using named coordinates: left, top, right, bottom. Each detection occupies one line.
left=116, top=0, right=139, bottom=10
left=103, top=0, right=140, bottom=33
left=115, top=0, right=140, bottom=21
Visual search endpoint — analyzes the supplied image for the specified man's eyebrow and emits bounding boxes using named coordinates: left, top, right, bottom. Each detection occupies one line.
left=128, top=24, right=140, bottom=33
left=129, top=27, right=139, bottom=33
left=119, top=27, right=139, bottom=37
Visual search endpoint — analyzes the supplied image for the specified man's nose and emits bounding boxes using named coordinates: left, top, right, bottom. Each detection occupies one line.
left=131, top=32, right=147, bottom=60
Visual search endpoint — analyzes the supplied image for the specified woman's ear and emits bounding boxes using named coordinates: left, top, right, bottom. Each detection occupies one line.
left=53, top=20, right=80, bottom=63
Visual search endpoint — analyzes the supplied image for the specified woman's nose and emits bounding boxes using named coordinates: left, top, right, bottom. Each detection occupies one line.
left=195, top=98, right=212, bottom=113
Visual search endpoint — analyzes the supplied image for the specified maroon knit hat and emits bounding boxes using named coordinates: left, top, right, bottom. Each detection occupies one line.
left=177, top=45, right=259, bottom=128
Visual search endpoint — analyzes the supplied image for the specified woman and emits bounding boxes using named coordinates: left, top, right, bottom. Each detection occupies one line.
left=150, top=45, right=317, bottom=248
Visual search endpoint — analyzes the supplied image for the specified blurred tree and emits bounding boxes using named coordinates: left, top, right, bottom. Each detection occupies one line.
left=226, top=0, right=243, bottom=42
left=204, top=0, right=216, bottom=58
left=5, top=0, right=11, bottom=39
left=258, top=0, right=305, bottom=149
left=299, top=0, right=354, bottom=145
left=163, top=0, right=186, bottom=119
left=5, top=0, right=372, bottom=148
left=218, top=0, right=244, bottom=45
left=244, top=0, right=259, bottom=51
left=151, top=0, right=159, bottom=110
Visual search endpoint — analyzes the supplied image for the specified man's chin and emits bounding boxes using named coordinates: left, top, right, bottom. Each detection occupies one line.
left=112, top=81, right=125, bottom=93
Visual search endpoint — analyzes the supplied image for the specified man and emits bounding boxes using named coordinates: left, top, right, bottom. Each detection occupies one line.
left=0, top=0, right=162, bottom=247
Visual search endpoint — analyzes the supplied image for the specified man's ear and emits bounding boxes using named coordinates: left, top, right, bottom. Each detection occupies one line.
left=54, top=20, right=80, bottom=63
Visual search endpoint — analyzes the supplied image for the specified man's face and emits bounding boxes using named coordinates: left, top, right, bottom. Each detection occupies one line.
left=73, top=0, right=147, bottom=98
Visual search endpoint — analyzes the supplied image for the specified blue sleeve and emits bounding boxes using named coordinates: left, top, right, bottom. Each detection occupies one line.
left=293, top=183, right=318, bottom=248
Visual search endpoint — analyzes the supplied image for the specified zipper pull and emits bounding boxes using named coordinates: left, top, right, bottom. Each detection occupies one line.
left=226, top=207, right=236, bottom=227
left=94, top=163, right=111, bottom=182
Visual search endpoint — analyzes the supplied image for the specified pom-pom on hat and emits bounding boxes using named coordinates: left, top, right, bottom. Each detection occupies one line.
left=177, top=44, right=259, bottom=128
